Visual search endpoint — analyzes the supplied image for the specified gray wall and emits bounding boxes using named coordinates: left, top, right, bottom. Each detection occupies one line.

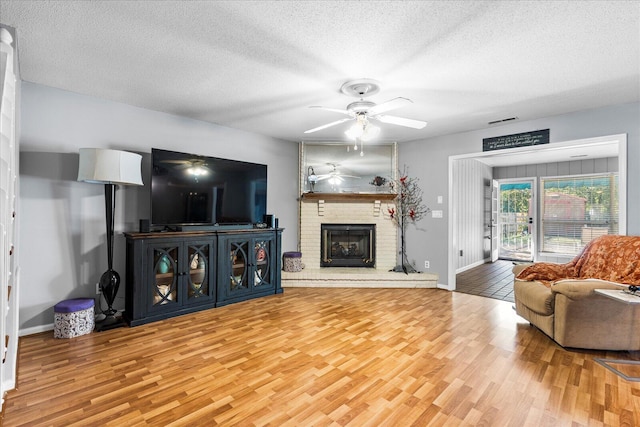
left=18, top=82, right=299, bottom=333
left=400, top=102, right=639, bottom=286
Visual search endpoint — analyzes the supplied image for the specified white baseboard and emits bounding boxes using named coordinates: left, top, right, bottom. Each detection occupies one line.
left=455, top=259, right=488, bottom=274
left=19, top=323, right=53, bottom=337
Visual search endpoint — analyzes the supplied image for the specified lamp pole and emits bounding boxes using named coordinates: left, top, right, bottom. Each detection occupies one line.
left=99, top=183, right=120, bottom=319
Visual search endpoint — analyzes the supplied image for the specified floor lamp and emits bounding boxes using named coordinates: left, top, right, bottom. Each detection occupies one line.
left=78, top=148, right=143, bottom=330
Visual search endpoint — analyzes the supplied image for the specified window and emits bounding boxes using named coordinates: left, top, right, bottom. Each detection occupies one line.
left=541, top=173, right=618, bottom=255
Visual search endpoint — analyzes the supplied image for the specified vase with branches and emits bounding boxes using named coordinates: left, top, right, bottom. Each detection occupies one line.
left=387, top=167, right=430, bottom=274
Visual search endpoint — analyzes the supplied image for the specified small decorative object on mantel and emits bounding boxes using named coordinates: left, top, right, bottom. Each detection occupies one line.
left=370, top=175, right=387, bottom=187
left=307, top=166, right=318, bottom=192
left=387, top=167, right=430, bottom=274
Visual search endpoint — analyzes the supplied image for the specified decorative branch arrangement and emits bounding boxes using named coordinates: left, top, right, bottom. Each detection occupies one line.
left=387, top=167, right=430, bottom=273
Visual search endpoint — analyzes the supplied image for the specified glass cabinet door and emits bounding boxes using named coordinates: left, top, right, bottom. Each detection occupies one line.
left=187, top=243, right=210, bottom=300
left=229, top=241, right=249, bottom=293
left=152, top=246, right=179, bottom=307
left=253, top=240, right=271, bottom=288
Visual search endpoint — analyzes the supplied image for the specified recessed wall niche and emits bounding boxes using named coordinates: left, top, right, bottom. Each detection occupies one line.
left=300, top=142, right=397, bottom=194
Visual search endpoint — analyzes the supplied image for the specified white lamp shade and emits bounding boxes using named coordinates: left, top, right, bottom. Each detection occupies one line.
left=77, top=148, right=143, bottom=185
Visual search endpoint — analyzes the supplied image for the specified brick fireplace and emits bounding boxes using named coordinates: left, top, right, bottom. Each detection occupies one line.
left=282, top=193, right=438, bottom=288
left=298, top=193, right=397, bottom=271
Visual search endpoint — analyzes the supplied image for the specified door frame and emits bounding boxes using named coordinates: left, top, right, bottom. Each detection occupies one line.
left=491, top=179, right=499, bottom=262
left=447, top=134, right=627, bottom=291
left=496, top=178, right=536, bottom=262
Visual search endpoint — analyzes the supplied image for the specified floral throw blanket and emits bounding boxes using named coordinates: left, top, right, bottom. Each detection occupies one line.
left=516, top=235, right=640, bottom=287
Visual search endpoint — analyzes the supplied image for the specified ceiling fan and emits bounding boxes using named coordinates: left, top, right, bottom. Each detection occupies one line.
left=307, top=163, right=360, bottom=192
left=314, top=163, right=360, bottom=182
left=304, top=79, right=428, bottom=135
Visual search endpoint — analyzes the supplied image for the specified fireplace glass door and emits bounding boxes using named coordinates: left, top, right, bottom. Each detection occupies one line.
left=321, top=224, right=375, bottom=267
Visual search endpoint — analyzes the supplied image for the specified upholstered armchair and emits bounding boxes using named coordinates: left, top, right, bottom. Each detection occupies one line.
left=513, top=235, right=640, bottom=350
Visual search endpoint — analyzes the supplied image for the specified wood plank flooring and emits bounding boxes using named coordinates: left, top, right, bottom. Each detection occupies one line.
left=2, top=288, right=639, bottom=426
left=456, top=260, right=517, bottom=303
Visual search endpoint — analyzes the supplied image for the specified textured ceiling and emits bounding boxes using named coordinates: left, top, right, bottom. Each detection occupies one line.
left=1, top=1, right=639, bottom=143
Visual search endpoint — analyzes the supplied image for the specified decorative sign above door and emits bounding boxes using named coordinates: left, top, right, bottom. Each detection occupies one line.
left=483, top=129, right=550, bottom=152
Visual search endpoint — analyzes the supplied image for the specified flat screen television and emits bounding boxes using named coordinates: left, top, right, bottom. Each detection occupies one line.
left=151, top=148, right=267, bottom=229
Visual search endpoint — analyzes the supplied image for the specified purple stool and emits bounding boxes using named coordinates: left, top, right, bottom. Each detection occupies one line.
left=54, top=298, right=95, bottom=338
left=283, top=251, right=303, bottom=272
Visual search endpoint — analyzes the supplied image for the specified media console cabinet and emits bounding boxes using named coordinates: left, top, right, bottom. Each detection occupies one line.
left=124, top=228, right=283, bottom=326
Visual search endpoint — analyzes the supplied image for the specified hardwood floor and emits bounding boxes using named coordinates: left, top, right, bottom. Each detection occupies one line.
left=456, top=260, right=517, bottom=303
left=2, top=288, right=639, bottom=426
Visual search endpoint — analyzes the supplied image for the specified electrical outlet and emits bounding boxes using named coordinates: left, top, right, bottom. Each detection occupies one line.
left=96, top=283, right=101, bottom=294
left=424, top=260, right=430, bottom=269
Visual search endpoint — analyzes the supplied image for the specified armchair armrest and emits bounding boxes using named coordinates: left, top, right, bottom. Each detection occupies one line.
left=551, top=279, right=627, bottom=300
left=512, top=263, right=533, bottom=277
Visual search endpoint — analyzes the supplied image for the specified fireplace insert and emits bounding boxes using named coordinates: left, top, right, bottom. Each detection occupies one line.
left=321, top=224, right=375, bottom=267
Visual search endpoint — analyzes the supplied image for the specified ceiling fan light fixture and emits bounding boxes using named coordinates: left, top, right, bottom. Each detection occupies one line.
left=345, top=122, right=379, bottom=142
left=361, top=124, right=380, bottom=141
left=187, top=166, right=208, bottom=177
left=345, top=123, right=364, bottom=140
left=328, top=176, right=341, bottom=186
left=345, top=113, right=379, bottom=142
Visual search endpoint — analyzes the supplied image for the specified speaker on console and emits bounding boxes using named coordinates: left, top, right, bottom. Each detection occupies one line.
left=263, top=214, right=274, bottom=228
left=139, top=219, right=150, bottom=233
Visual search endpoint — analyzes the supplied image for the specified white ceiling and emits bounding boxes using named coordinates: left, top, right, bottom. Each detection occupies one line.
left=1, top=1, right=639, bottom=143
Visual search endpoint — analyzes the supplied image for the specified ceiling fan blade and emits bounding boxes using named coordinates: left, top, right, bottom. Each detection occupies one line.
left=304, top=118, right=352, bottom=134
left=160, top=159, right=190, bottom=164
left=367, top=97, right=413, bottom=116
left=309, top=106, right=352, bottom=116
left=375, top=114, right=427, bottom=129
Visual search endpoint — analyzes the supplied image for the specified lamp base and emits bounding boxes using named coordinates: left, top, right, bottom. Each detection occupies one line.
left=97, top=268, right=124, bottom=331
left=95, top=313, right=126, bottom=332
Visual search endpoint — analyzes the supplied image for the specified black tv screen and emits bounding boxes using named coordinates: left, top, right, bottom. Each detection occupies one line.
left=151, top=148, right=267, bottom=228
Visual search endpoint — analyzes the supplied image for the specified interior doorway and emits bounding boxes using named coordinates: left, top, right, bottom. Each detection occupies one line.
left=448, top=134, right=627, bottom=291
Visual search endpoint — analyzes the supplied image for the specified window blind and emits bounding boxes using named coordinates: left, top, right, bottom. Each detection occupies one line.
left=541, top=173, right=618, bottom=255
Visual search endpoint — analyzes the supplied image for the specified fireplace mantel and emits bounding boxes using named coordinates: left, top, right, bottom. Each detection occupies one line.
left=300, top=192, right=396, bottom=202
